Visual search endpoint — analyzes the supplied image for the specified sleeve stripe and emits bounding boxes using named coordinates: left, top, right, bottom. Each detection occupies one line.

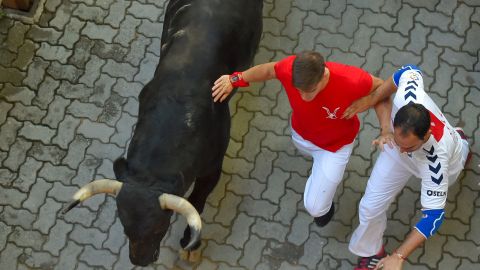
left=430, top=211, right=445, bottom=236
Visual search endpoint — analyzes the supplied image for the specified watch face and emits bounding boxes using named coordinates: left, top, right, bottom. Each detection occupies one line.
left=231, top=75, right=239, bottom=82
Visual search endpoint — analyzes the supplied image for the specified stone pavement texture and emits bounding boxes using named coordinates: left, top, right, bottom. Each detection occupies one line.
left=0, top=0, right=479, bottom=269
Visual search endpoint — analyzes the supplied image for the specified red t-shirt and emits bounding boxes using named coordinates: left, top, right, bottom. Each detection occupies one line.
left=274, top=55, right=372, bottom=152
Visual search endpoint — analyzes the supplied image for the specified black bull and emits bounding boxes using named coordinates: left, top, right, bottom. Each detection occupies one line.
left=62, top=0, right=263, bottom=266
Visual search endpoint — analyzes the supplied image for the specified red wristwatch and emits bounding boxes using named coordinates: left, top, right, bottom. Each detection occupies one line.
left=229, top=72, right=250, bottom=87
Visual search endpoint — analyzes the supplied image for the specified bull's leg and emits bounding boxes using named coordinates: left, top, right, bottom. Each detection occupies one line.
left=179, top=167, right=222, bottom=261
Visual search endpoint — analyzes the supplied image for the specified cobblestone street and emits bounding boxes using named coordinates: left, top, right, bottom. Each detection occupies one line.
left=0, top=0, right=479, bottom=269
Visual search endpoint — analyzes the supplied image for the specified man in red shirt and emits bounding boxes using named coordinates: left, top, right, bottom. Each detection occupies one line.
left=212, top=51, right=386, bottom=226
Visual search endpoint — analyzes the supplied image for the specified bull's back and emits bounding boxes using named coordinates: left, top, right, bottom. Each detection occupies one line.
left=128, top=0, right=262, bottom=178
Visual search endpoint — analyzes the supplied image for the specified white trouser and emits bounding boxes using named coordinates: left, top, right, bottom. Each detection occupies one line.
left=291, top=129, right=354, bottom=217
left=349, top=138, right=469, bottom=257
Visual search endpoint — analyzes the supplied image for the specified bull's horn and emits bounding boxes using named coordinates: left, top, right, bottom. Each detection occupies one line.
left=62, top=179, right=123, bottom=214
left=159, top=194, right=202, bottom=250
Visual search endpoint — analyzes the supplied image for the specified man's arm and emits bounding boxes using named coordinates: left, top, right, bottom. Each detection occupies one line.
left=342, top=75, right=397, bottom=119
left=374, top=229, right=426, bottom=270
left=212, top=62, right=277, bottom=102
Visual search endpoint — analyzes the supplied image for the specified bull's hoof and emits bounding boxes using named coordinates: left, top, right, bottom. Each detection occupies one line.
left=179, top=247, right=202, bottom=263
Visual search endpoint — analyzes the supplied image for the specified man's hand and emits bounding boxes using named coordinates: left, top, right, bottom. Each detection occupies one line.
left=341, top=95, right=372, bottom=119
left=372, top=132, right=395, bottom=151
left=373, top=255, right=403, bottom=270
left=212, top=75, right=234, bottom=102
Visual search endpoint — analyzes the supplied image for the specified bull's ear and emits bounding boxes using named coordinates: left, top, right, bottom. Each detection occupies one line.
left=113, top=157, right=128, bottom=181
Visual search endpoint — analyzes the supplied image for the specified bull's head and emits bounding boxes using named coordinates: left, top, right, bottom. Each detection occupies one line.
left=62, top=179, right=201, bottom=266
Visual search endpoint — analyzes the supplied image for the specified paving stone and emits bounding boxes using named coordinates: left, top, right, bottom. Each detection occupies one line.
left=52, top=115, right=81, bottom=150
left=230, top=108, right=254, bottom=142
left=44, top=0, right=62, bottom=12
left=0, top=221, right=12, bottom=250
left=363, top=43, right=389, bottom=75
left=73, top=3, right=107, bottom=23
left=6, top=22, right=29, bottom=53
left=12, top=40, right=36, bottom=70
left=444, top=236, right=479, bottom=261
left=0, top=48, right=16, bottom=66
left=23, top=177, right=52, bottom=213
left=62, top=135, right=91, bottom=169
left=82, top=22, right=118, bottom=43
left=298, top=232, right=325, bottom=268
left=91, top=196, right=116, bottom=232
left=262, top=167, right=289, bottom=203
left=329, top=49, right=366, bottom=67
left=203, top=222, right=230, bottom=243
left=78, top=54, right=105, bottom=87
left=274, top=152, right=310, bottom=177
left=238, top=234, right=267, bottom=269
left=50, top=3, right=77, bottom=31
left=110, top=111, right=137, bottom=146
left=14, top=156, right=43, bottom=192
left=90, top=75, right=118, bottom=108
left=79, top=245, right=117, bottom=268
left=9, top=226, right=47, bottom=250
left=238, top=128, right=266, bottom=162
left=42, top=95, right=70, bottom=128
left=227, top=176, right=265, bottom=199
left=58, top=17, right=85, bottom=49
left=0, top=205, right=36, bottom=229
left=358, top=10, right=395, bottom=32
left=463, top=23, right=480, bottom=55
left=451, top=4, right=474, bottom=36
left=19, top=249, right=56, bottom=269
left=105, top=0, right=131, bottom=28
left=429, top=28, right=464, bottom=51
left=324, top=0, right=346, bottom=18
left=416, top=9, right=451, bottom=31
left=67, top=100, right=103, bottom=120
left=125, top=35, right=151, bottom=66
left=203, top=240, right=241, bottom=266
left=128, top=1, right=162, bottom=21
left=238, top=92, right=276, bottom=115
left=29, top=143, right=67, bottom=166
left=133, top=52, right=158, bottom=83
left=206, top=173, right=230, bottom=208
left=71, top=157, right=102, bottom=188
left=0, top=117, right=22, bottom=151
left=63, top=205, right=97, bottom=227
left=114, top=15, right=142, bottom=47
left=261, top=32, right=296, bottom=54
left=316, top=30, right=352, bottom=52
left=280, top=7, right=306, bottom=39
left=225, top=212, right=255, bottom=249
left=371, top=28, right=409, bottom=50
left=70, top=224, right=108, bottom=249
left=37, top=42, right=73, bottom=64
left=33, top=198, right=63, bottom=234
left=38, top=162, right=76, bottom=185
left=3, top=137, right=33, bottom=171
left=146, top=37, right=161, bottom=56
left=113, top=243, right=134, bottom=270
left=274, top=188, right=302, bottom=225
left=103, top=218, right=125, bottom=253
left=23, top=57, right=49, bottom=89
left=287, top=211, right=311, bottom=246
left=239, top=196, right=278, bottom=220
left=102, top=59, right=137, bottom=81
left=26, top=25, right=62, bottom=43
left=18, top=121, right=56, bottom=144
left=420, top=43, right=442, bottom=77
left=57, top=81, right=93, bottom=101
left=432, top=61, right=455, bottom=97
left=0, top=84, right=35, bottom=106
left=215, top=192, right=242, bottom=226
left=338, top=5, right=362, bottom=38
left=55, top=241, right=83, bottom=270
left=68, top=37, right=95, bottom=69
left=0, top=66, right=26, bottom=86
left=0, top=244, right=23, bottom=270
left=222, top=155, right=254, bottom=178
left=444, top=82, right=468, bottom=116
left=85, top=140, right=124, bottom=161
left=47, top=61, right=83, bottom=83
left=137, top=19, right=163, bottom=39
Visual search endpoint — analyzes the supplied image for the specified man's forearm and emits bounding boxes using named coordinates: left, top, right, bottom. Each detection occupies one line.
left=373, top=97, right=392, bottom=134
left=368, top=76, right=397, bottom=107
left=395, top=229, right=426, bottom=259
left=241, top=62, right=277, bottom=83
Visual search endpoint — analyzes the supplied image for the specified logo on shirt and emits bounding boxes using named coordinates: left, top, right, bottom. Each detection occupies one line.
left=427, top=190, right=446, bottom=197
left=322, top=106, right=340, bottom=119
